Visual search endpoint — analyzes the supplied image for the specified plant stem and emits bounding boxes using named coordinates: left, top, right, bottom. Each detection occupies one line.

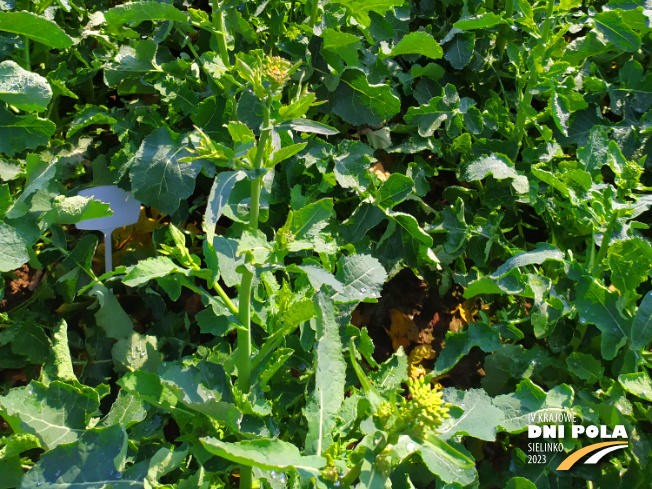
left=212, top=282, right=239, bottom=316
left=236, top=99, right=272, bottom=395
left=211, top=0, right=231, bottom=68
left=593, top=211, right=620, bottom=276
left=308, top=0, right=319, bottom=28
left=540, top=0, right=556, bottom=45
left=495, top=0, right=513, bottom=55
left=23, top=36, right=30, bottom=70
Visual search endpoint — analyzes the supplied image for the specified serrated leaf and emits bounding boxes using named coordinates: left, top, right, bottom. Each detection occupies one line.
left=105, top=1, right=187, bottom=24
left=304, top=291, right=346, bottom=455
left=122, top=256, right=179, bottom=287
left=278, top=198, right=334, bottom=252
left=0, top=11, right=73, bottom=49
left=129, top=127, right=203, bottom=214
left=20, top=425, right=135, bottom=489
left=0, top=107, right=55, bottom=157
left=550, top=90, right=571, bottom=135
left=385, top=31, right=443, bottom=59
left=434, top=322, right=502, bottom=375
left=99, top=391, right=147, bottom=428
left=463, top=153, right=529, bottom=193
left=333, top=69, right=400, bottom=126
left=332, top=254, right=387, bottom=303
left=439, top=388, right=505, bottom=441
left=0, top=60, right=52, bottom=111
left=0, top=221, right=28, bottom=271
left=333, top=140, right=373, bottom=191
left=404, top=85, right=458, bottom=137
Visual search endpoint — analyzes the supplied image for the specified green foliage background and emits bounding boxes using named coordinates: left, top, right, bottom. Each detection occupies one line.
left=0, top=0, right=651, bottom=487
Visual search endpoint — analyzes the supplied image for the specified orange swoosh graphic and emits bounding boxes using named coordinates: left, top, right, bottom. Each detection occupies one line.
left=556, top=441, right=628, bottom=470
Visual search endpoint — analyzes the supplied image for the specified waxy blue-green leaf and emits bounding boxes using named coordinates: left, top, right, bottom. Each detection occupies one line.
left=619, top=371, right=652, bottom=402
left=88, top=284, right=134, bottom=339
left=129, top=127, right=203, bottom=214
left=105, top=1, right=187, bottom=24
left=576, top=276, right=631, bottom=360
left=112, top=331, right=162, bottom=373
left=377, top=173, right=414, bottom=209
left=103, top=40, right=165, bottom=87
left=333, top=69, right=400, bottom=126
left=0, top=61, right=51, bottom=112
left=0, top=221, right=28, bottom=272
left=304, top=291, right=346, bottom=455
left=282, top=119, right=339, bottom=135
left=0, top=381, right=101, bottom=449
left=463, top=154, right=529, bottom=193
left=332, top=254, right=387, bottom=303
left=631, top=292, right=652, bottom=350
left=577, top=126, right=609, bottom=175
left=439, top=388, right=505, bottom=441
left=419, top=438, right=476, bottom=485
left=0, top=107, right=55, bottom=157
left=277, top=198, right=334, bottom=252
left=444, top=31, right=475, bottom=70
left=404, top=84, right=459, bottom=137
left=383, top=31, right=443, bottom=60
left=340, top=203, right=385, bottom=242
left=491, top=243, right=564, bottom=278
left=333, top=140, right=373, bottom=191
left=434, top=322, right=502, bottom=375
left=204, top=171, right=245, bottom=244
left=592, top=10, right=641, bottom=52
left=550, top=90, right=571, bottom=135
left=122, top=256, right=179, bottom=287
left=98, top=391, right=147, bottom=428
left=67, top=106, right=118, bottom=137
left=200, top=438, right=325, bottom=479
left=454, top=12, right=506, bottom=29
left=566, top=352, right=604, bottom=384
left=0, top=11, right=73, bottom=49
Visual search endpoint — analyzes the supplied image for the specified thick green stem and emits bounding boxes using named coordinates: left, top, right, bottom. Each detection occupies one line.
left=23, top=36, right=30, bottom=70
left=495, top=0, right=513, bottom=54
left=236, top=100, right=272, bottom=395
left=212, top=282, right=239, bottom=316
left=593, top=211, right=620, bottom=276
left=540, top=0, right=556, bottom=45
left=211, top=0, right=231, bottom=68
left=308, top=0, right=319, bottom=28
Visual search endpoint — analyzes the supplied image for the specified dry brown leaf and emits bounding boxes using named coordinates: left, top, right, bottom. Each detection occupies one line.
left=371, top=162, right=390, bottom=181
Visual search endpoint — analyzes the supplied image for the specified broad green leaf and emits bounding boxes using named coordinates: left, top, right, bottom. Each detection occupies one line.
left=577, top=126, right=609, bottom=175
left=47, top=320, right=77, bottom=383
left=565, top=352, right=604, bottom=384
left=99, top=391, right=147, bottom=428
left=304, top=291, right=346, bottom=455
left=283, top=119, right=339, bottom=135
left=103, top=40, right=165, bottom=87
left=386, top=211, right=433, bottom=246
left=333, top=69, right=400, bottom=126
left=200, top=438, right=326, bottom=479
left=550, top=90, right=571, bottom=135
left=122, top=256, right=179, bottom=287
left=377, top=173, right=414, bottom=209
left=444, top=32, right=475, bottom=70
left=237, top=229, right=272, bottom=264
left=493, top=379, right=574, bottom=433
left=491, top=243, right=564, bottom=278
left=45, top=195, right=112, bottom=225
left=204, top=171, right=245, bottom=244
left=333, top=0, right=405, bottom=27
left=576, top=276, right=631, bottom=360
left=0, top=221, right=28, bottom=271
left=384, top=31, right=443, bottom=60
left=463, top=154, right=529, bottom=193
left=67, top=106, right=117, bottom=137
left=129, top=127, right=203, bottom=214
left=340, top=203, right=385, bottom=242
left=454, top=13, right=506, bottom=29
left=20, top=425, right=135, bottom=489
left=434, top=322, right=502, bottom=375
left=278, top=93, right=316, bottom=121
left=0, top=61, right=51, bottom=111
left=0, top=11, right=73, bottom=49
left=418, top=438, right=476, bottom=485
left=333, top=140, right=373, bottom=191
left=322, top=28, right=362, bottom=66
left=618, top=372, right=652, bottom=402
left=0, top=107, right=55, bottom=157
left=277, top=198, right=334, bottom=252
left=117, top=370, right=179, bottom=411
left=147, top=445, right=189, bottom=484
left=404, top=86, right=458, bottom=137
left=608, top=238, right=652, bottom=308
left=332, top=254, right=387, bottom=303
left=105, top=1, right=187, bottom=24
left=210, top=236, right=244, bottom=287
left=593, top=11, right=641, bottom=52
left=631, top=292, right=652, bottom=350
left=439, top=388, right=505, bottom=441
left=88, top=284, right=134, bottom=339
left=0, top=381, right=100, bottom=449
left=111, top=331, right=162, bottom=373
left=506, top=477, right=537, bottom=489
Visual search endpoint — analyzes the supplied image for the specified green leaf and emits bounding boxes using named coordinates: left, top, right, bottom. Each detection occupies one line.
left=550, top=90, right=571, bottom=135
left=385, top=210, right=433, bottom=247
left=283, top=119, right=339, bottom=135
left=0, top=106, right=55, bottom=157
left=0, top=381, right=101, bottom=449
left=593, top=10, right=641, bottom=52
left=608, top=238, right=652, bottom=308
left=332, top=254, right=387, bottom=303
left=333, top=140, right=373, bottom=191
left=67, top=106, right=117, bottom=137
left=204, top=171, right=245, bottom=244
left=272, top=142, right=308, bottom=166
left=20, top=425, right=135, bottom=489
left=506, top=477, right=538, bottom=489
left=454, top=12, right=506, bottom=29
left=200, top=438, right=326, bottom=479
left=237, top=229, right=272, bottom=264
left=129, top=127, right=203, bottom=214
left=341, top=203, right=385, bottom=242
left=111, top=331, right=162, bottom=373
left=122, top=256, right=179, bottom=287
left=46, top=195, right=112, bottom=225
left=619, top=371, right=652, bottom=402
left=88, top=284, right=134, bottom=339
left=304, top=291, right=346, bottom=455
left=0, top=61, right=51, bottom=112
left=631, top=292, right=652, bottom=350
left=384, top=31, right=443, bottom=60
left=491, top=243, right=564, bottom=278
left=576, top=276, right=631, bottom=360
left=103, top=40, right=165, bottom=87
left=147, top=445, right=189, bottom=484
left=404, top=84, right=459, bottom=137
left=99, top=391, right=147, bottom=428
left=105, top=1, right=187, bottom=24
left=0, top=221, right=28, bottom=272
left=0, top=11, right=73, bottom=49
left=377, top=173, right=414, bottom=209
left=333, top=69, right=400, bottom=126
left=117, top=370, right=179, bottom=411
left=277, top=198, right=334, bottom=252
left=577, top=126, right=608, bottom=175
left=463, top=154, right=529, bottom=193
left=47, top=320, right=77, bottom=383
left=333, top=0, right=405, bottom=27
left=444, top=32, right=475, bottom=70
left=322, top=28, right=362, bottom=66
left=418, top=438, right=476, bottom=485
left=439, top=388, right=505, bottom=441
left=565, top=352, right=604, bottom=384
left=434, top=322, right=502, bottom=375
